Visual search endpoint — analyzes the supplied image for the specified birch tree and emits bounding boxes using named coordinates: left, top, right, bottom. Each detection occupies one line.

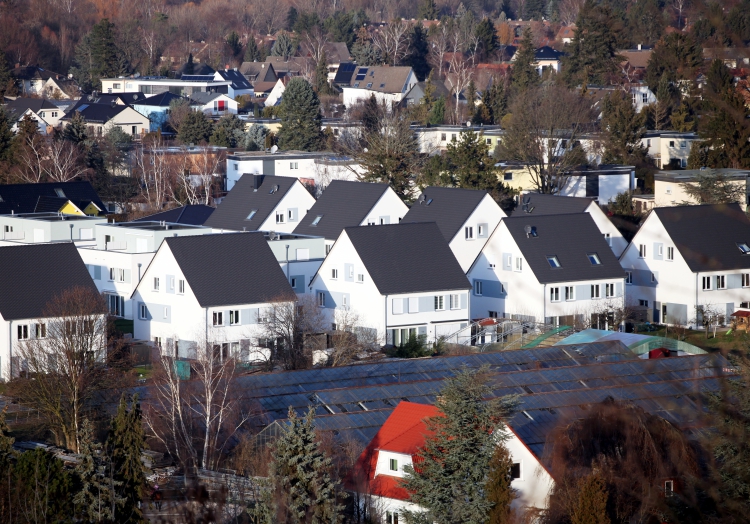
left=373, top=19, right=411, bottom=67
left=135, top=136, right=176, bottom=211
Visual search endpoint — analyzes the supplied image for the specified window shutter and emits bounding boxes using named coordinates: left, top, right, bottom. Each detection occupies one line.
left=408, top=297, right=419, bottom=313
left=460, top=293, right=468, bottom=309
left=94, top=265, right=101, bottom=280
left=616, top=282, right=623, bottom=297
left=392, top=298, right=404, bottom=314
left=418, top=296, right=433, bottom=312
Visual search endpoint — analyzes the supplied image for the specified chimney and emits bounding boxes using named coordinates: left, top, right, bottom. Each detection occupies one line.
left=637, top=44, right=642, bottom=51
left=254, top=174, right=265, bottom=189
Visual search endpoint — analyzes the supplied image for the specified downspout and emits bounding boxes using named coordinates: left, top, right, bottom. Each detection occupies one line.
left=137, top=263, right=142, bottom=283
left=542, top=284, right=546, bottom=325
left=384, top=295, right=388, bottom=346
left=696, top=272, right=700, bottom=329
left=285, top=244, right=290, bottom=282
left=8, top=320, right=12, bottom=380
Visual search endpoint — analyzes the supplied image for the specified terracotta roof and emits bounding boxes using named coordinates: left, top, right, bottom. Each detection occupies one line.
left=619, top=49, right=653, bottom=69
left=556, top=25, right=576, bottom=40
left=353, top=402, right=439, bottom=500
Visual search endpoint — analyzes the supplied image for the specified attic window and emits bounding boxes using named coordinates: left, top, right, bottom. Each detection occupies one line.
left=547, top=256, right=561, bottom=268
left=379, top=83, right=385, bottom=88
left=55, top=188, right=66, bottom=198
left=353, top=82, right=360, bottom=88
left=246, top=209, right=258, bottom=220
left=587, top=253, right=602, bottom=265
left=738, top=243, right=750, bottom=255
left=366, top=82, right=372, bottom=88
left=311, top=215, right=323, bottom=226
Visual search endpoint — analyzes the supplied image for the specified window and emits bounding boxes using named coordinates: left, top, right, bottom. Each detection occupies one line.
left=664, top=480, right=674, bottom=498
left=52, top=111, right=58, bottom=118
left=477, top=224, right=485, bottom=237
left=515, top=258, right=523, bottom=271
left=474, top=280, right=483, bottom=296
left=213, top=311, right=224, bottom=326
left=178, top=279, right=185, bottom=294
left=504, top=172, right=513, bottom=181
left=317, top=292, right=326, bottom=307
left=658, top=244, right=663, bottom=257
left=651, top=272, right=656, bottom=283
left=565, top=286, right=574, bottom=301
left=441, top=133, right=446, bottom=141
left=435, top=295, right=445, bottom=311
left=348, top=265, right=354, bottom=279
left=639, top=299, right=649, bottom=307
left=591, top=284, right=600, bottom=298
left=639, top=244, right=647, bottom=258
left=680, top=141, right=686, bottom=149
left=3, top=225, right=11, bottom=233
left=154, top=337, right=161, bottom=348
left=163, top=307, right=168, bottom=319
left=17, top=325, right=28, bottom=340
left=587, top=253, right=601, bottom=265
left=139, top=304, right=148, bottom=319
left=666, top=187, right=672, bottom=195
left=738, top=243, right=750, bottom=254
left=290, top=162, right=298, bottom=169
left=605, top=283, right=615, bottom=297
left=489, top=310, right=498, bottom=318
left=646, top=138, right=651, bottom=147
left=743, top=274, right=750, bottom=288
left=233, top=163, right=238, bottom=170
left=465, top=226, right=474, bottom=239
left=702, top=276, right=712, bottom=290
left=626, top=271, right=633, bottom=284
left=390, top=458, right=398, bottom=471
left=290, top=277, right=297, bottom=288
left=357, top=273, right=364, bottom=283
left=246, top=209, right=257, bottom=220
left=669, top=140, right=675, bottom=148
left=667, top=247, right=674, bottom=261
left=385, top=511, right=399, bottom=524
left=153, top=277, right=160, bottom=291
left=311, top=215, right=323, bottom=226
left=366, top=82, right=372, bottom=88
left=288, top=209, right=295, bottom=221
left=35, top=323, right=46, bottom=338
left=510, top=463, right=521, bottom=480
left=642, top=92, right=648, bottom=103
left=631, top=93, right=637, bottom=104
left=450, top=294, right=460, bottom=309
left=331, top=268, right=338, bottom=279
left=716, top=275, right=726, bottom=289
left=108, top=294, right=124, bottom=316
left=486, top=138, right=491, bottom=145
left=550, top=287, right=560, bottom=302
left=276, top=211, right=285, bottom=223
left=489, top=262, right=496, bottom=269
left=547, top=256, right=561, bottom=268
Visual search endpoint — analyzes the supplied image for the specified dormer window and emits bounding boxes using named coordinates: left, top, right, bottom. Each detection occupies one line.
left=587, top=253, right=601, bottom=265
left=547, top=255, right=561, bottom=268
left=738, top=243, right=750, bottom=254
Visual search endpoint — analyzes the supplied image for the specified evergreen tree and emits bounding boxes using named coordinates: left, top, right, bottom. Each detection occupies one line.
left=465, top=80, right=477, bottom=123
left=185, top=53, right=195, bottom=75
left=563, top=1, right=621, bottom=87
left=245, top=37, right=262, bottom=62
left=350, top=41, right=381, bottom=66
left=645, top=33, right=702, bottom=92
left=0, top=408, right=15, bottom=469
left=245, top=123, right=270, bottom=150
left=14, top=449, right=74, bottom=521
left=428, top=96, right=446, bottom=125
left=0, top=49, right=15, bottom=98
left=276, top=77, right=323, bottom=151
left=210, top=114, right=245, bottom=147
left=110, top=394, right=147, bottom=524
left=474, top=17, right=498, bottom=61
left=63, top=112, right=89, bottom=144
left=486, top=444, right=515, bottom=524
left=271, top=32, right=297, bottom=61
left=418, top=0, right=438, bottom=19
left=670, top=103, right=696, bottom=132
left=75, top=418, right=122, bottom=522
left=286, top=7, right=299, bottom=31
left=405, top=24, right=431, bottom=81
left=71, top=19, right=124, bottom=92
left=486, top=79, right=508, bottom=124
left=679, top=169, right=746, bottom=205
left=652, top=73, right=674, bottom=131
left=0, top=108, right=15, bottom=163
left=178, top=110, right=214, bottom=145
left=511, top=28, right=539, bottom=93
left=571, top=474, right=610, bottom=524
left=314, top=51, right=333, bottom=95
left=601, top=90, right=646, bottom=164
left=625, top=0, right=665, bottom=47
left=265, top=407, right=342, bottom=523
left=525, top=0, right=547, bottom=19
left=402, top=368, right=517, bottom=523
left=226, top=31, right=242, bottom=57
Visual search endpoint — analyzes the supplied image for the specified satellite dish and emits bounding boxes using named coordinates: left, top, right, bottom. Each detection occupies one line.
left=524, top=225, right=532, bottom=238
left=418, top=194, right=426, bottom=204
left=270, top=145, right=278, bottom=154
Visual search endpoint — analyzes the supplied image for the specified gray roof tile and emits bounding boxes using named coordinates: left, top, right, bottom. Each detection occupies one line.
left=510, top=193, right=593, bottom=216
left=401, top=186, right=493, bottom=241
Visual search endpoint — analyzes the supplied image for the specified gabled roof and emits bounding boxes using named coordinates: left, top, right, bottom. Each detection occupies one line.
left=204, top=175, right=299, bottom=231
left=61, top=103, right=140, bottom=124
left=535, top=46, right=564, bottom=60
left=346, top=66, right=413, bottom=94
left=653, top=204, right=750, bottom=272
left=509, top=193, right=594, bottom=216
left=344, top=222, right=471, bottom=294
left=67, top=93, right=147, bottom=112
left=4, top=98, right=59, bottom=120
left=215, top=69, right=253, bottom=90
left=135, top=204, right=215, bottom=225
left=176, top=63, right=216, bottom=76
left=401, top=186, right=496, bottom=242
left=0, top=181, right=106, bottom=215
left=504, top=214, right=624, bottom=284
left=163, top=232, right=295, bottom=307
left=324, top=42, right=351, bottom=64
left=291, top=180, right=390, bottom=240
left=239, top=62, right=278, bottom=84
left=353, top=401, right=439, bottom=501
left=189, top=92, right=228, bottom=105
left=0, top=243, right=99, bottom=320
left=11, top=66, right=61, bottom=81
left=333, top=62, right=357, bottom=85
left=135, top=92, right=185, bottom=107
left=402, top=79, right=451, bottom=103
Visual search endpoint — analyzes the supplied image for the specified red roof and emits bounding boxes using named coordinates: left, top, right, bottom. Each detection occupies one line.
left=350, top=402, right=439, bottom=500
left=731, top=310, right=750, bottom=317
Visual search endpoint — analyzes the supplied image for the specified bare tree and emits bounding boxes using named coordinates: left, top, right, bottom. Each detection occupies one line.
left=177, top=146, right=225, bottom=206
left=13, top=287, right=109, bottom=452
left=672, top=0, right=689, bottom=29
left=329, top=307, right=380, bottom=366
left=45, top=139, right=88, bottom=182
left=373, top=20, right=411, bottom=67
left=445, top=53, right=473, bottom=125
left=301, top=26, right=329, bottom=66
left=134, top=136, right=176, bottom=211
left=558, top=0, right=586, bottom=26
left=429, top=23, right=451, bottom=78
left=498, top=85, right=595, bottom=194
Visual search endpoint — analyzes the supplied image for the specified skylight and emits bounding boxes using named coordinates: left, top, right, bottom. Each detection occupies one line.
left=739, top=242, right=750, bottom=254
left=547, top=255, right=561, bottom=268
left=311, top=215, right=323, bottom=226
left=55, top=188, right=66, bottom=198
left=246, top=209, right=257, bottom=220
left=354, top=68, right=368, bottom=81
left=587, top=253, right=602, bottom=265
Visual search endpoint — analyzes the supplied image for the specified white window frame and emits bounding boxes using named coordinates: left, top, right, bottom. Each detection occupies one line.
left=153, top=277, right=160, bottom=291
left=465, top=226, right=474, bottom=240
left=658, top=244, right=663, bottom=257
left=667, top=247, right=674, bottom=261
left=229, top=309, right=240, bottom=325
left=639, top=244, right=646, bottom=258
left=550, top=287, right=560, bottom=302
left=564, top=286, right=575, bottom=301
left=449, top=294, right=460, bottom=309
left=331, top=268, right=338, bottom=280
left=702, top=276, right=712, bottom=291
left=515, top=257, right=523, bottom=271
left=743, top=273, right=750, bottom=288
left=357, top=273, right=364, bottom=283
left=17, top=324, right=29, bottom=340
left=716, top=275, right=726, bottom=289
left=213, top=311, right=224, bottom=326
left=477, top=224, right=485, bottom=237
left=389, top=458, right=398, bottom=471
left=317, top=292, right=326, bottom=307
left=434, top=295, right=445, bottom=311
left=276, top=211, right=285, bottom=223
left=591, top=284, right=600, bottom=299
left=178, top=279, right=185, bottom=294
left=474, top=280, right=483, bottom=296
left=35, top=323, right=46, bottom=339
left=605, top=283, right=615, bottom=298
left=626, top=271, right=633, bottom=284
left=139, top=304, right=148, bottom=320
left=348, top=265, right=354, bottom=278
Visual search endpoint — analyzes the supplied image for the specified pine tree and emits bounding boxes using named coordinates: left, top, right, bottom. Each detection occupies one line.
left=653, top=73, right=674, bottom=131
left=63, top=111, right=89, bottom=144
left=428, top=96, right=446, bottom=125
left=71, top=19, right=124, bottom=92
left=314, top=51, right=333, bottom=95
left=210, top=114, right=245, bottom=147
left=185, top=53, right=195, bottom=75
left=487, top=79, right=508, bottom=124
left=75, top=418, right=122, bottom=522
left=245, top=37, right=262, bottom=62
left=402, top=367, right=517, bottom=523
left=645, top=33, right=702, bottom=91
left=601, top=90, right=646, bottom=164
left=271, top=32, right=296, bottom=61
left=571, top=474, right=610, bottom=524
left=563, top=1, right=621, bottom=87
left=418, top=0, right=438, bottom=20
left=226, top=31, right=242, bottom=57
left=0, top=49, right=15, bottom=98
left=474, top=18, right=498, bottom=62
left=110, top=394, right=147, bottom=524
left=511, top=28, right=539, bottom=93
left=0, top=408, right=15, bottom=468
left=245, top=123, right=270, bottom=150
left=465, top=80, right=477, bottom=123
left=0, top=108, right=15, bottom=163
left=286, top=7, right=299, bottom=31
left=178, top=110, right=214, bottom=145
left=265, top=407, right=342, bottom=523
left=670, top=103, right=695, bottom=132
left=405, top=24, right=431, bottom=81
left=277, top=78, right=323, bottom=151
left=486, top=444, right=515, bottom=524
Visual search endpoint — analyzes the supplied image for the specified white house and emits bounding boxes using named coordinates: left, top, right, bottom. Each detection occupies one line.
left=292, top=180, right=409, bottom=248
left=0, top=243, right=102, bottom=380
left=400, top=186, right=507, bottom=272
left=264, top=232, right=328, bottom=295
left=309, top=222, right=471, bottom=345
left=511, top=193, right=627, bottom=258
left=342, top=66, right=418, bottom=109
left=0, top=212, right=105, bottom=245
left=190, top=92, right=239, bottom=116
left=265, top=78, right=287, bottom=107
left=204, top=174, right=316, bottom=234
left=4, top=98, right=64, bottom=134
left=468, top=213, right=626, bottom=327
left=640, top=131, right=699, bottom=169
left=619, top=204, right=750, bottom=327
left=100, top=77, right=235, bottom=97
left=131, top=232, right=296, bottom=360
left=60, top=104, right=150, bottom=138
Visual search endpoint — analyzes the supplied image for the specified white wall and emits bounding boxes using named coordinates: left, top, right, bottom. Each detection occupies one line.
left=255, top=181, right=317, bottom=233
left=586, top=202, right=628, bottom=258
left=359, top=188, right=409, bottom=227
left=448, top=194, right=506, bottom=272
left=504, top=429, right=555, bottom=511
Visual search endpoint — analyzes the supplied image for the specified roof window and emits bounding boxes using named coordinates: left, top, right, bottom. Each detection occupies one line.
left=55, top=188, right=66, bottom=198
left=547, top=255, right=561, bottom=268
left=587, top=253, right=602, bottom=265
left=311, top=215, right=323, bottom=226
left=246, top=209, right=257, bottom=220
left=739, top=243, right=750, bottom=255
